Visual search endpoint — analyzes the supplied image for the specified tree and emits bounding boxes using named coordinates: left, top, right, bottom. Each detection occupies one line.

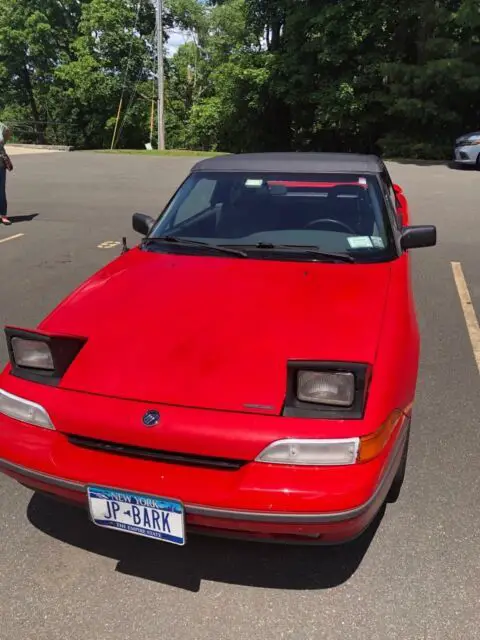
left=0, top=0, right=156, bottom=148
left=166, top=0, right=288, bottom=151
left=0, top=0, right=83, bottom=143
left=54, top=0, right=156, bottom=148
left=1, top=0, right=479, bottom=157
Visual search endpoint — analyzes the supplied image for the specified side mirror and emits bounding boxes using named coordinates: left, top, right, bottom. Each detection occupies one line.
left=132, top=212, right=155, bottom=236
left=400, top=225, right=437, bottom=250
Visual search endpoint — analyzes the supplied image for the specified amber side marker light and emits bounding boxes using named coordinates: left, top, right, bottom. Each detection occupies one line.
left=358, top=409, right=405, bottom=463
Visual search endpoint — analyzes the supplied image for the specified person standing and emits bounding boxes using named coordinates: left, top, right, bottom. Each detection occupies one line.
left=0, top=122, right=13, bottom=225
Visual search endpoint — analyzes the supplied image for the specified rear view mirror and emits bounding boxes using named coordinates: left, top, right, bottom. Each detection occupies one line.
left=133, top=212, right=155, bottom=236
left=400, top=225, right=437, bottom=250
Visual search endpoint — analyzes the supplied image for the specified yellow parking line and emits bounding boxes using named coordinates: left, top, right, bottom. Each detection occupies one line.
left=0, top=233, right=24, bottom=244
left=97, top=240, right=121, bottom=249
left=451, top=261, right=480, bottom=375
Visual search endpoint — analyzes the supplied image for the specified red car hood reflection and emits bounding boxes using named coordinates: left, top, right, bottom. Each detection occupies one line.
left=39, top=249, right=392, bottom=414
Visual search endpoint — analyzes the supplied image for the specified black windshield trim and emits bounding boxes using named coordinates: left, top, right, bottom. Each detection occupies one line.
left=221, top=243, right=356, bottom=263
left=143, top=236, right=248, bottom=258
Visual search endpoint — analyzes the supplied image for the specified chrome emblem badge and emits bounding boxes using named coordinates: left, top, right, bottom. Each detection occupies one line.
left=143, top=410, right=160, bottom=427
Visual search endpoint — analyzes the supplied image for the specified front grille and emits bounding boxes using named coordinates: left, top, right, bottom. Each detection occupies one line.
left=66, top=434, right=247, bottom=471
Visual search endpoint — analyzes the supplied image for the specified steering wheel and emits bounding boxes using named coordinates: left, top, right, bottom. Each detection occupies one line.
left=304, top=218, right=356, bottom=234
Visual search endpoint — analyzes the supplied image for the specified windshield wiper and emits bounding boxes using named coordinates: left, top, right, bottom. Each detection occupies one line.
left=143, top=236, right=248, bottom=258
left=224, top=242, right=355, bottom=263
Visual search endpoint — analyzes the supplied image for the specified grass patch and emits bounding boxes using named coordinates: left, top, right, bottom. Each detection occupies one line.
left=96, top=149, right=226, bottom=157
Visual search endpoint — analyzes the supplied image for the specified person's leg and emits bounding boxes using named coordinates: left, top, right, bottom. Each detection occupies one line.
left=0, top=167, right=10, bottom=225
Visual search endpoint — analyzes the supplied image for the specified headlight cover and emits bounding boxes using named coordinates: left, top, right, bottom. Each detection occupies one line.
left=0, top=388, right=55, bottom=430
left=5, top=327, right=86, bottom=386
left=256, top=438, right=359, bottom=466
left=284, top=361, right=370, bottom=419
left=297, top=371, right=354, bottom=406
left=11, top=337, right=54, bottom=370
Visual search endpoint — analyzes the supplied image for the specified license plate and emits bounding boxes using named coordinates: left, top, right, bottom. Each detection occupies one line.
left=87, top=486, right=186, bottom=546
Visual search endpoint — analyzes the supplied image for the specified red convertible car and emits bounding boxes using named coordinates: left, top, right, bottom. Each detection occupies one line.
left=0, top=153, right=436, bottom=545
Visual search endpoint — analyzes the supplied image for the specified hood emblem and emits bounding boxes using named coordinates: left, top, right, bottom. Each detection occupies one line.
left=143, top=410, right=160, bottom=427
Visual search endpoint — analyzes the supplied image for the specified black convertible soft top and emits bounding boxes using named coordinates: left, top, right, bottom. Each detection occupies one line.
left=191, top=152, right=384, bottom=175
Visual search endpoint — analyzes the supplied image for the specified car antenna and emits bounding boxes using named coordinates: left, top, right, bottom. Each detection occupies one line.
left=121, top=237, right=129, bottom=254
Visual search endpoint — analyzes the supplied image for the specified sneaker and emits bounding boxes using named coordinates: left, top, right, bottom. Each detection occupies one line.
left=0, top=216, right=11, bottom=225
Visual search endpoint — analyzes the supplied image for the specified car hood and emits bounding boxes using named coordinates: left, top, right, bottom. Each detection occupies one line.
left=456, top=131, right=480, bottom=144
left=39, top=249, right=392, bottom=415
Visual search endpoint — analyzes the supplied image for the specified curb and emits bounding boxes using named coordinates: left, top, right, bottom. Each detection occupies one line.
left=8, top=143, right=73, bottom=152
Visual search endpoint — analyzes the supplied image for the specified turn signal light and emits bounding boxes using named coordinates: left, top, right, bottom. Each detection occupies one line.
left=358, top=410, right=404, bottom=463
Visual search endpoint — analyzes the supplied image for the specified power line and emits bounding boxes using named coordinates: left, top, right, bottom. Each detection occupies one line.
left=110, top=0, right=142, bottom=150
left=115, top=62, right=147, bottom=144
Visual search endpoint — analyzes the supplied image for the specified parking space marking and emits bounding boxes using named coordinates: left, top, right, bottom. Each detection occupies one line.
left=452, top=261, right=480, bottom=375
left=0, top=233, right=24, bottom=244
left=97, top=240, right=121, bottom=249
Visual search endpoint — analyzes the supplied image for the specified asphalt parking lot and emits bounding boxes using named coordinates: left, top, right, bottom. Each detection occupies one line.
left=0, top=152, right=479, bottom=640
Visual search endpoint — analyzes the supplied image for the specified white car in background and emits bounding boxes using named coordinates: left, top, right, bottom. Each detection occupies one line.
left=454, top=131, right=480, bottom=168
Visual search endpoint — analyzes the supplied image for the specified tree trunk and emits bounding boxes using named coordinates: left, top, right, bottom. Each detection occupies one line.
left=21, top=66, right=46, bottom=144
left=416, top=0, right=437, bottom=65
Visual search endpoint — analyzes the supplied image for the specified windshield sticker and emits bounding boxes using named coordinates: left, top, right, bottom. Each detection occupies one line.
left=347, top=236, right=374, bottom=249
left=245, top=179, right=263, bottom=187
left=358, top=177, right=367, bottom=185
left=371, top=236, right=385, bottom=248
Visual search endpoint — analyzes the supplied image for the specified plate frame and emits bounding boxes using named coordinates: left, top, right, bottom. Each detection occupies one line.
left=87, top=484, right=187, bottom=546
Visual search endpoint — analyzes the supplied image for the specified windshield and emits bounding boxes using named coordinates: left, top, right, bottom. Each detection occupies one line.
left=148, top=171, right=396, bottom=262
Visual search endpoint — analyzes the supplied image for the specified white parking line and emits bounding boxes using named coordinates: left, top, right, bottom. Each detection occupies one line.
left=0, top=233, right=24, bottom=244
left=451, top=261, right=480, bottom=375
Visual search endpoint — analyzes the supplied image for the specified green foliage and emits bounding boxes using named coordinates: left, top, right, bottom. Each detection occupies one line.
left=1, top=0, right=479, bottom=157
left=0, top=0, right=155, bottom=148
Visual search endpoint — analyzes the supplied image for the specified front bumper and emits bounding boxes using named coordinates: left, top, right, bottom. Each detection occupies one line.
left=0, top=410, right=409, bottom=544
left=454, top=145, right=480, bottom=165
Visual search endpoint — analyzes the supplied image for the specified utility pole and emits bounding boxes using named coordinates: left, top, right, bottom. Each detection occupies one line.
left=156, top=0, right=165, bottom=150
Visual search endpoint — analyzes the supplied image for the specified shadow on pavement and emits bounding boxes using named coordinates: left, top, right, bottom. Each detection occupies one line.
left=389, top=159, right=450, bottom=167
left=27, top=492, right=384, bottom=592
left=445, top=161, right=478, bottom=171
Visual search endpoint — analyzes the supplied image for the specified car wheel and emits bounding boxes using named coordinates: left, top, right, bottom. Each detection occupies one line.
left=476, top=154, right=480, bottom=170
left=387, top=428, right=410, bottom=503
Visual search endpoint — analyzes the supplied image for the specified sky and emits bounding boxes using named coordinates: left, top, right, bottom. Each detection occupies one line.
left=166, top=29, right=191, bottom=56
